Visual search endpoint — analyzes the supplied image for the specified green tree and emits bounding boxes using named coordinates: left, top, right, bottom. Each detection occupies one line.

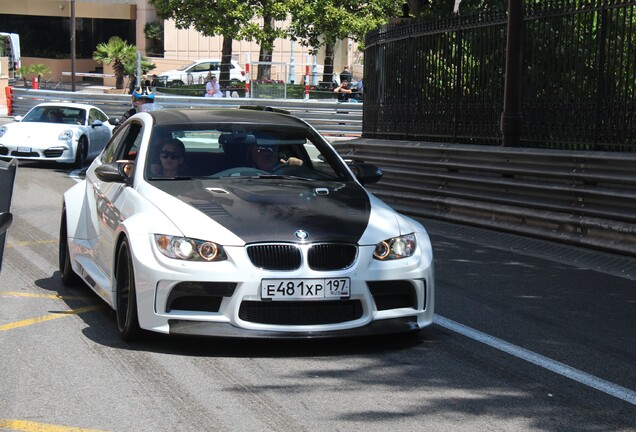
left=29, top=64, right=51, bottom=82
left=144, top=21, right=164, bottom=56
left=151, top=0, right=252, bottom=85
left=287, top=0, right=401, bottom=81
left=16, top=66, right=30, bottom=87
left=93, top=36, right=137, bottom=90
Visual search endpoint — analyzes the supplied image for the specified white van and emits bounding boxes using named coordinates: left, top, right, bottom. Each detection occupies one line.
left=0, top=33, right=21, bottom=80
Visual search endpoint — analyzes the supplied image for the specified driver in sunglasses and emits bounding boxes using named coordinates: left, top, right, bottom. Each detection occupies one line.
left=151, top=138, right=186, bottom=177
left=247, top=144, right=303, bottom=172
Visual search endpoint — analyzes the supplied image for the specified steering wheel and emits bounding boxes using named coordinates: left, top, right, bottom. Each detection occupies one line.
left=272, top=164, right=309, bottom=176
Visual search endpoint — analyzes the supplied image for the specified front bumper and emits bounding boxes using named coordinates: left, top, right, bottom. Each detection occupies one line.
left=130, top=235, right=435, bottom=339
left=0, top=143, right=75, bottom=163
left=168, top=316, right=425, bottom=338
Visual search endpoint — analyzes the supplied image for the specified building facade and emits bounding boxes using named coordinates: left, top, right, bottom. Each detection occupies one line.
left=0, top=0, right=361, bottom=87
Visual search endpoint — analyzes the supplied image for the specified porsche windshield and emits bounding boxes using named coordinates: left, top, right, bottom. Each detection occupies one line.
left=145, top=125, right=352, bottom=181
left=22, top=106, right=86, bottom=125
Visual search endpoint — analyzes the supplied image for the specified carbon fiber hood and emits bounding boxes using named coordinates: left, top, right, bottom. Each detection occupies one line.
left=151, top=178, right=371, bottom=243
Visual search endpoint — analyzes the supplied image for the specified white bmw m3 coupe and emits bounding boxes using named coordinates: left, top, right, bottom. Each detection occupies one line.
left=59, top=107, right=435, bottom=340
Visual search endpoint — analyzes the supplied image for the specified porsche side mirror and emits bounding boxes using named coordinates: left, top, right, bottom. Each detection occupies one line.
left=91, top=120, right=104, bottom=128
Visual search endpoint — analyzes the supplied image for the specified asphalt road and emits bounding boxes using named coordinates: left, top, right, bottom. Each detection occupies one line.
left=0, top=160, right=635, bottom=432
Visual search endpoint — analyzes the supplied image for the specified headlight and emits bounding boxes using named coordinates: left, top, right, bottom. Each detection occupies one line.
left=58, top=130, right=73, bottom=141
left=154, top=235, right=227, bottom=261
left=0, top=126, right=6, bottom=138
left=373, top=233, right=417, bottom=260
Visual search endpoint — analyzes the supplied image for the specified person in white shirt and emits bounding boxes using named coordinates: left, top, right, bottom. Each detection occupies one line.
left=205, top=76, right=223, bottom=98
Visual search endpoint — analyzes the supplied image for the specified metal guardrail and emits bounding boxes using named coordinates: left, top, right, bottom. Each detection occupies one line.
left=9, top=88, right=363, bottom=137
left=333, top=139, right=636, bottom=256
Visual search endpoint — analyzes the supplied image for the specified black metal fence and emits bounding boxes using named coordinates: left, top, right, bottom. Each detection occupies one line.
left=363, top=0, right=636, bottom=151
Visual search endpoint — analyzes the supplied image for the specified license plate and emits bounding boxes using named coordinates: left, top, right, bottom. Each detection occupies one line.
left=261, top=278, right=350, bottom=300
left=17, top=146, right=32, bottom=153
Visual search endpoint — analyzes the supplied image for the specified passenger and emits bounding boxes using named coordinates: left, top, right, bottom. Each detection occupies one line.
left=247, top=144, right=303, bottom=172
left=151, top=138, right=186, bottom=177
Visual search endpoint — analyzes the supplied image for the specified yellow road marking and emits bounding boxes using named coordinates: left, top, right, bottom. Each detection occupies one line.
left=0, top=305, right=104, bottom=332
left=5, top=240, right=57, bottom=248
left=0, top=291, right=92, bottom=301
left=0, top=419, right=107, bottom=432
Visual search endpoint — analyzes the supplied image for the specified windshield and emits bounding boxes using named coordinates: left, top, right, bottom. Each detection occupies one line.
left=177, top=61, right=198, bottom=71
left=145, top=124, right=352, bottom=182
left=22, top=106, right=86, bottom=125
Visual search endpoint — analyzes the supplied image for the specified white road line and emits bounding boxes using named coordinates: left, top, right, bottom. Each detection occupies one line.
left=435, top=315, right=636, bottom=406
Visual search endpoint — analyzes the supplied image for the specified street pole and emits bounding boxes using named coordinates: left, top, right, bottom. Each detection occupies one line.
left=70, top=0, right=76, bottom=92
left=500, top=0, right=524, bottom=146
left=288, top=40, right=295, bottom=84
left=311, top=54, right=318, bottom=86
left=136, top=51, right=142, bottom=88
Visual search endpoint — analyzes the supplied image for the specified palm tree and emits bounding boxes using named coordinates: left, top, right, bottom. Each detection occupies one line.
left=93, top=36, right=137, bottom=90
left=29, top=63, right=51, bottom=85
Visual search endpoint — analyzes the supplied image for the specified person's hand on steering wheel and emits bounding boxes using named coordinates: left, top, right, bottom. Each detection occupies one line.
left=280, top=157, right=303, bottom=166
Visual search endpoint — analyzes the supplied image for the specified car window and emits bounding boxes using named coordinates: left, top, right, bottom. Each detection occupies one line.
left=89, top=108, right=107, bottom=124
left=191, top=62, right=211, bottom=73
left=101, top=122, right=143, bottom=164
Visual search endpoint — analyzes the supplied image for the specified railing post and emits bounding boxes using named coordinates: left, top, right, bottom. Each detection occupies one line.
left=500, top=0, right=524, bottom=146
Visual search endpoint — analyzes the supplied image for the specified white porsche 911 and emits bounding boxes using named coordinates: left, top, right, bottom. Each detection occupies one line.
left=59, top=107, right=435, bottom=340
left=0, top=102, right=113, bottom=167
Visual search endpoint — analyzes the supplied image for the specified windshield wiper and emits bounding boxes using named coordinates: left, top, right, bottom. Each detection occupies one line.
left=254, top=174, right=312, bottom=181
left=150, top=176, right=193, bottom=180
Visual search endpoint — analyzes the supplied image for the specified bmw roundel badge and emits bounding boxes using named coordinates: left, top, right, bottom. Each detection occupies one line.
left=294, top=230, right=309, bottom=241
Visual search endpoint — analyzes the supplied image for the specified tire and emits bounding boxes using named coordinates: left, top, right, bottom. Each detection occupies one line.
left=74, top=137, right=88, bottom=168
left=115, top=238, right=142, bottom=341
left=59, top=208, right=81, bottom=287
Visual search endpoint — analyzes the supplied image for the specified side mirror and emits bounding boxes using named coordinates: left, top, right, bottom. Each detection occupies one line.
left=14, top=115, right=23, bottom=122
left=347, top=161, right=383, bottom=185
left=0, top=212, right=12, bottom=235
left=91, top=120, right=104, bottom=128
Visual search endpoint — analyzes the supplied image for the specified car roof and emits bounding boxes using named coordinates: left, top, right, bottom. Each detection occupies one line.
left=188, top=59, right=240, bottom=64
left=34, top=102, right=102, bottom=111
left=148, top=108, right=308, bottom=128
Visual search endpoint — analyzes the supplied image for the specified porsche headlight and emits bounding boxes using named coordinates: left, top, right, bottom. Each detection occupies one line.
left=373, top=233, right=417, bottom=260
left=58, top=130, right=73, bottom=141
left=0, top=126, right=6, bottom=138
left=154, top=235, right=227, bottom=261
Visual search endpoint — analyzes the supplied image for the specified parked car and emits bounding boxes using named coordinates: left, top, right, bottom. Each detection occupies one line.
left=0, top=102, right=114, bottom=167
left=59, top=107, right=435, bottom=341
left=157, top=59, right=246, bottom=86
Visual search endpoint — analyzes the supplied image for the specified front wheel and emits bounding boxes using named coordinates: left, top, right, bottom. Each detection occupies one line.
left=115, top=238, right=142, bottom=341
left=74, top=137, right=88, bottom=168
